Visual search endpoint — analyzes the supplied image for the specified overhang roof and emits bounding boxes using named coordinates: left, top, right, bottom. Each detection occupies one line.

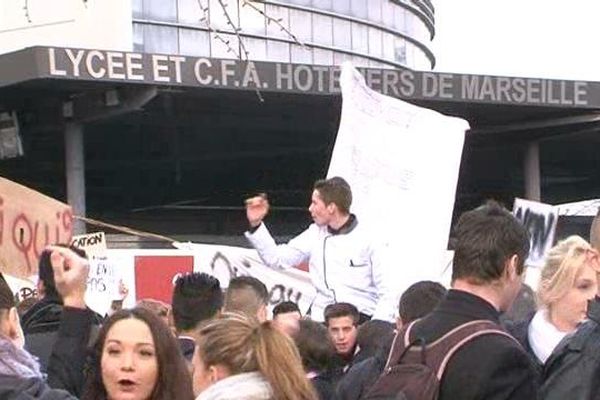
left=2, top=46, right=600, bottom=134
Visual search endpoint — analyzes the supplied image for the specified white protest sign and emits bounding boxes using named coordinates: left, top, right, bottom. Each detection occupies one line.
left=71, top=232, right=107, bottom=256
left=85, top=255, right=120, bottom=316
left=513, top=198, right=559, bottom=268
left=327, top=63, right=467, bottom=292
left=173, top=242, right=317, bottom=318
left=3, top=273, right=37, bottom=303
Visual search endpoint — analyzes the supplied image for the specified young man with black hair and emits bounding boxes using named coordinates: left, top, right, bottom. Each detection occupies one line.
left=172, top=272, right=223, bottom=361
left=272, top=301, right=302, bottom=336
left=402, top=201, right=538, bottom=400
left=336, top=281, right=446, bottom=400
left=397, top=280, right=447, bottom=329
left=324, top=302, right=360, bottom=369
left=224, top=275, right=269, bottom=322
left=21, top=245, right=102, bottom=373
left=244, top=176, right=396, bottom=322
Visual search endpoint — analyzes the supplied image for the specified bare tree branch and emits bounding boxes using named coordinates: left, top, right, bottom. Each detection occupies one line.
left=196, top=0, right=264, bottom=102
left=241, top=0, right=306, bottom=47
left=23, top=0, right=32, bottom=23
left=216, top=0, right=250, bottom=61
left=197, top=0, right=241, bottom=59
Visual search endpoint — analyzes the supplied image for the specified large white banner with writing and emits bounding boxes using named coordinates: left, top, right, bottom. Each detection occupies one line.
left=328, top=63, right=467, bottom=292
left=513, top=198, right=559, bottom=268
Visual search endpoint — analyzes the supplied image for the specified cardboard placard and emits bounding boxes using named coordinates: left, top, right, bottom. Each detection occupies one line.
left=0, top=177, right=73, bottom=278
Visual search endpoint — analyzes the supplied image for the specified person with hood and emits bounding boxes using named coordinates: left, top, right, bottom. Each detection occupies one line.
left=0, top=245, right=96, bottom=399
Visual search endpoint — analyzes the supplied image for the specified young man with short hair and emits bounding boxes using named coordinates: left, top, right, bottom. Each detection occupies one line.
left=245, top=176, right=395, bottom=322
left=405, top=201, right=537, bottom=400
left=324, top=302, right=360, bottom=368
left=224, top=275, right=269, bottom=322
left=172, top=272, right=223, bottom=361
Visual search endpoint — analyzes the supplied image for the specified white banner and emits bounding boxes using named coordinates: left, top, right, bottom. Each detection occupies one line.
left=513, top=198, right=559, bottom=268
left=327, top=63, right=467, bottom=292
left=174, top=242, right=317, bottom=318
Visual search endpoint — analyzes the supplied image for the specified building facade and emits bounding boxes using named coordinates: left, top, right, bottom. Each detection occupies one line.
left=132, top=0, right=435, bottom=70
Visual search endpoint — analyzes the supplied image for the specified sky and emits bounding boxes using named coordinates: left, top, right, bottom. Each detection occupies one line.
left=432, top=1, right=600, bottom=81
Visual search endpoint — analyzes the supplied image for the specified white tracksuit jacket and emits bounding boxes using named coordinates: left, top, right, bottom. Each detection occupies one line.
left=245, top=217, right=397, bottom=321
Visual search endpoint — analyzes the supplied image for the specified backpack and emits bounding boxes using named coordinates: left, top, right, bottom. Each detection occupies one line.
left=363, top=319, right=517, bottom=400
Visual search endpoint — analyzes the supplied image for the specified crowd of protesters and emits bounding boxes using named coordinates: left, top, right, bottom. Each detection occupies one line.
left=2, top=177, right=600, bottom=399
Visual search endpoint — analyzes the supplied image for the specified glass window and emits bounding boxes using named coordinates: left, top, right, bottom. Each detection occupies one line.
left=266, top=40, right=290, bottom=62
left=367, top=0, right=382, bottom=24
left=312, top=0, right=332, bottom=11
left=332, top=0, right=350, bottom=14
left=393, top=6, right=407, bottom=33
left=209, top=0, right=240, bottom=31
left=245, top=38, right=268, bottom=61
left=313, top=48, right=333, bottom=65
left=350, top=0, right=367, bottom=19
left=179, top=29, right=211, bottom=56
left=289, top=9, right=312, bottom=43
left=312, top=14, right=333, bottom=46
left=333, top=52, right=352, bottom=66
left=291, top=44, right=313, bottom=64
left=381, top=1, right=394, bottom=29
left=211, top=33, right=240, bottom=59
left=178, top=0, right=203, bottom=24
left=368, top=27, right=383, bottom=58
left=266, top=5, right=290, bottom=39
left=351, top=55, right=368, bottom=68
left=333, top=19, right=351, bottom=49
left=351, top=22, right=368, bottom=54
left=144, top=25, right=179, bottom=53
left=394, top=37, right=407, bottom=65
left=132, top=0, right=144, bottom=19
left=239, top=1, right=266, bottom=35
left=143, top=0, right=177, bottom=21
left=287, top=0, right=311, bottom=6
left=382, top=32, right=394, bottom=62
left=133, top=23, right=145, bottom=52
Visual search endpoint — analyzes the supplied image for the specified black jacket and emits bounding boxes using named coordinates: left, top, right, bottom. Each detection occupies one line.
left=0, top=307, right=94, bottom=400
left=336, top=353, right=387, bottom=400
left=22, top=297, right=102, bottom=375
left=504, top=312, right=544, bottom=373
left=0, top=376, right=76, bottom=400
left=409, top=290, right=539, bottom=400
left=541, top=297, right=600, bottom=400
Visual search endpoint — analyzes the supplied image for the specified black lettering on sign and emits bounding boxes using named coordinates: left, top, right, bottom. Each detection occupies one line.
left=268, top=284, right=302, bottom=305
left=514, top=206, right=556, bottom=259
left=210, top=252, right=240, bottom=282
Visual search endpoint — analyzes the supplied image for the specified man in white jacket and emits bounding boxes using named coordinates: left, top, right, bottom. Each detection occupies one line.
left=244, top=176, right=396, bottom=322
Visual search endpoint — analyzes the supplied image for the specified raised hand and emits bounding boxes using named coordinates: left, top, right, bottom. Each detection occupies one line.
left=47, top=245, right=90, bottom=309
left=245, top=193, right=270, bottom=228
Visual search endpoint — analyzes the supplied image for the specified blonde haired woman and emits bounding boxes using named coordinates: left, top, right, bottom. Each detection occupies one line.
left=509, top=235, right=600, bottom=367
left=192, top=313, right=317, bottom=400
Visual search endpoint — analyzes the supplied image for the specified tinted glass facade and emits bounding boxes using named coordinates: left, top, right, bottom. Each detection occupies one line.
left=132, top=0, right=435, bottom=70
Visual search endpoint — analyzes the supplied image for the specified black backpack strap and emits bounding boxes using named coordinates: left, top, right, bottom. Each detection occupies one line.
left=383, top=319, right=421, bottom=369
left=401, top=320, right=519, bottom=379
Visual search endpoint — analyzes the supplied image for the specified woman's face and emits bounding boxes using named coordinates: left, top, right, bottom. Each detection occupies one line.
left=551, top=263, right=598, bottom=331
left=101, top=318, right=159, bottom=400
left=191, top=346, right=213, bottom=396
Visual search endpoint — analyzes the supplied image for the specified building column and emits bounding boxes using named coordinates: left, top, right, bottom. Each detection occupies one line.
left=65, top=122, right=86, bottom=234
left=524, top=141, right=541, bottom=201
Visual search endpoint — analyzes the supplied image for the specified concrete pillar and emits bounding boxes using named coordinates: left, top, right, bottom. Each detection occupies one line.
left=65, top=122, right=86, bottom=234
left=524, top=141, right=541, bottom=201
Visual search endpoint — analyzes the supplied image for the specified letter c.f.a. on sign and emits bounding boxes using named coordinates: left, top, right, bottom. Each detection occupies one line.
left=513, top=198, right=559, bottom=268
